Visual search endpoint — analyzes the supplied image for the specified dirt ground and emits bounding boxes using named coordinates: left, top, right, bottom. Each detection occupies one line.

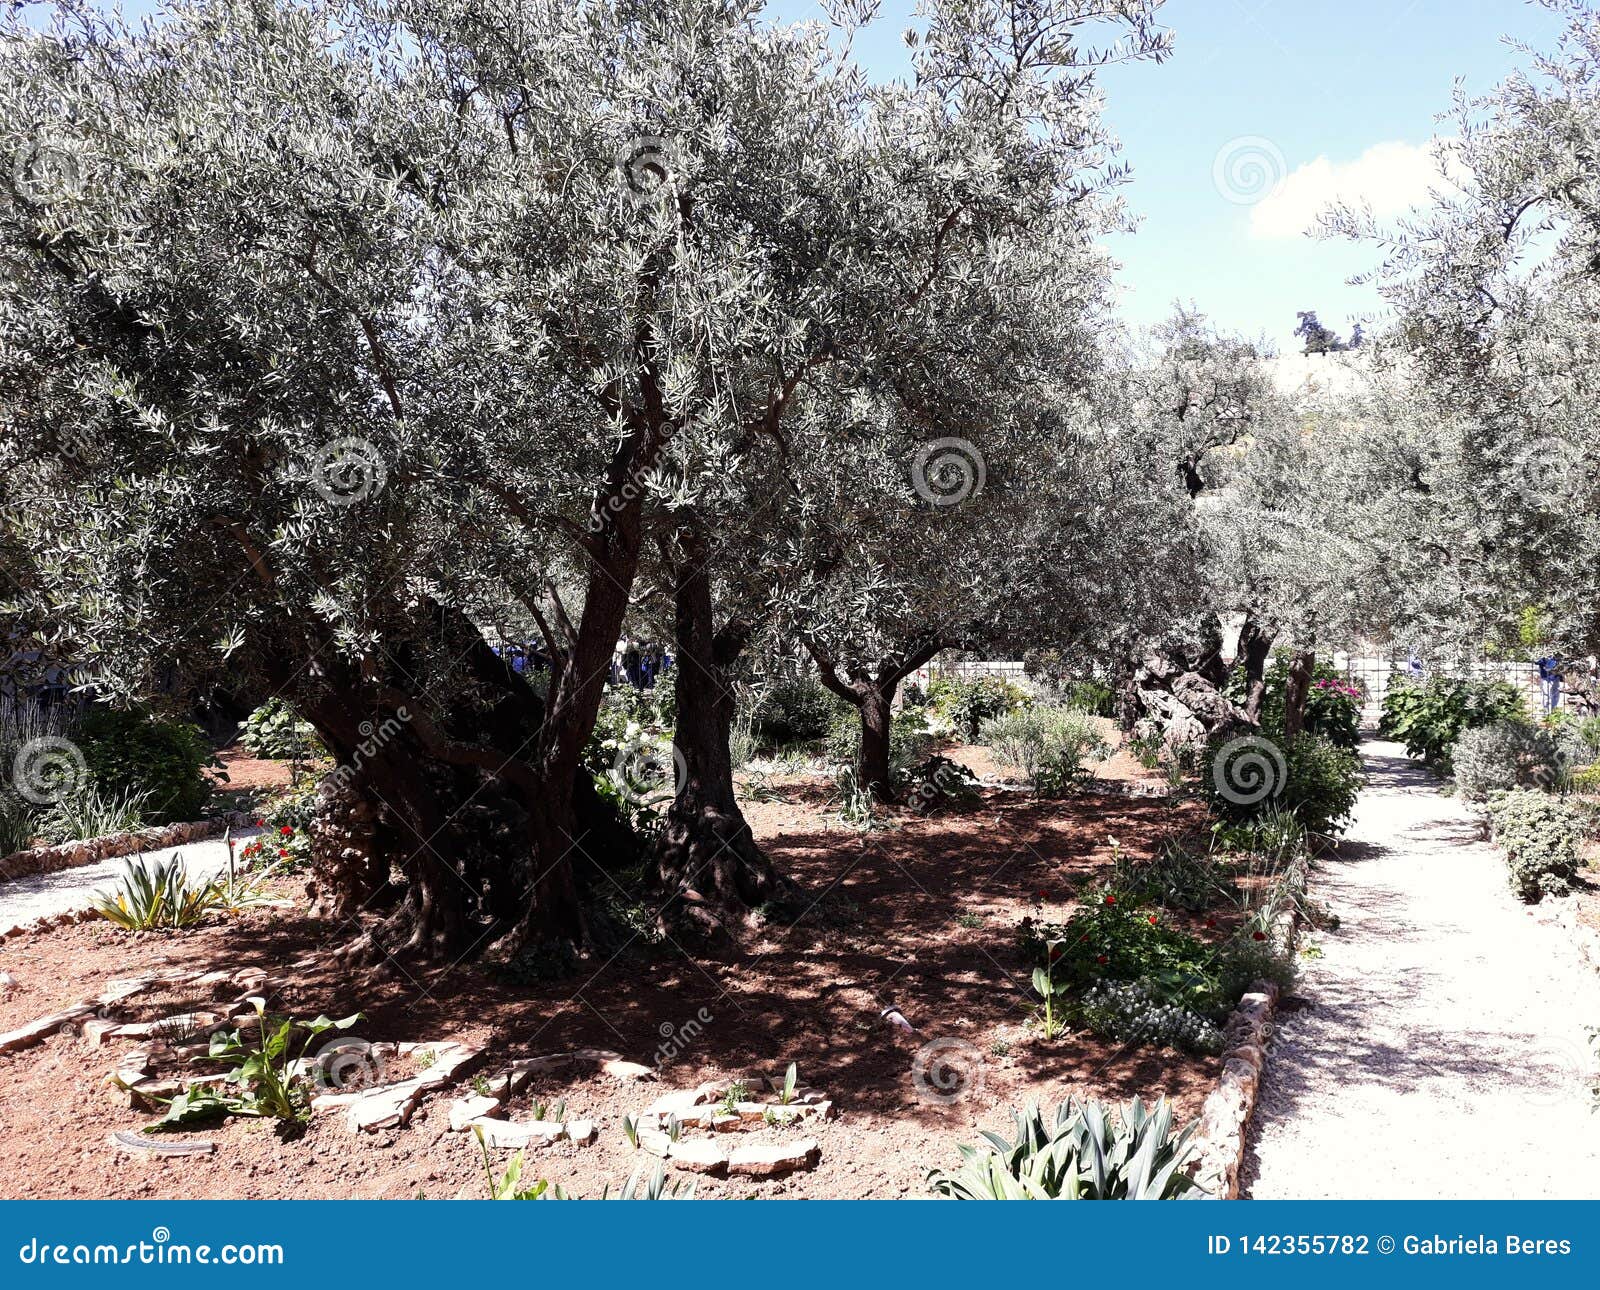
left=0, top=749, right=1225, bottom=1200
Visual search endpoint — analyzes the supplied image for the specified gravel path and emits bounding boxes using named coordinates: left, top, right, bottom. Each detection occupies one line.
left=0, top=829, right=262, bottom=928
left=1243, top=739, right=1600, bottom=1198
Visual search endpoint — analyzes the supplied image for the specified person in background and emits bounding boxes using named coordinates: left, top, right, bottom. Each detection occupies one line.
left=1537, top=654, right=1562, bottom=714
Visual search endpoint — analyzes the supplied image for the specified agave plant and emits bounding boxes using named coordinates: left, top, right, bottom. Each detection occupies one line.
left=927, top=1097, right=1202, bottom=1200
left=89, top=853, right=216, bottom=929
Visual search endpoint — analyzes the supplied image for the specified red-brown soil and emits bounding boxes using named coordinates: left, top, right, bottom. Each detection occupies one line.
left=0, top=755, right=1229, bottom=1200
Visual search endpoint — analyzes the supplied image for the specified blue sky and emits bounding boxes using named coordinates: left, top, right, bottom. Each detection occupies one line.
left=55, top=1, right=1564, bottom=348
left=770, top=0, right=1565, bottom=348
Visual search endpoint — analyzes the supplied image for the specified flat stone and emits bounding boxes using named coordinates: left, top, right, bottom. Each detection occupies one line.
left=0, top=1003, right=96, bottom=1054
left=470, top=1119, right=566, bottom=1149
left=644, top=1088, right=718, bottom=1118
left=83, top=1019, right=122, bottom=1046
left=667, top=1139, right=729, bottom=1175
left=726, top=1138, right=820, bottom=1178
left=601, top=1058, right=655, bottom=1082
left=449, top=1095, right=502, bottom=1132
left=636, top=1127, right=674, bottom=1157
left=565, top=1119, right=597, bottom=1144
left=108, top=1130, right=215, bottom=1158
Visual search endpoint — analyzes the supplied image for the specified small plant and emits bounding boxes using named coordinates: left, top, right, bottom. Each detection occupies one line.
left=664, top=1113, right=683, bottom=1142
left=474, top=1126, right=570, bottom=1200
left=927, top=1097, right=1201, bottom=1200
left=1486, top=789, right=1584, bottom=901
left=89, top=853, right=216, bottom=930
left=152, top=1003, right=362, bottom=1128
left=471, top=1074, right=494, bottom=1098
left=1076, top=979, right=1224, bottom=1055
left=981, top=706, right=1108, bottom=795
left=718, top=1079, right=750, bottom=1117
left=239, top=698, right=326, bottom=762
left=40, top=783, right=151, bottom=845
left=621, top=1115, right=639, bottom=1148
left=1032, top=943, right=1072, bottom=1040
left=956, top=911, right=985, bottom=929
left=989, top=1038, right=1012, bottom=1058
left=776, top=1062, right=799, bottom=1106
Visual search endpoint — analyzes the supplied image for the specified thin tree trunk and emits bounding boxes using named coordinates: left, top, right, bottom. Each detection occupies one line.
left=653, top=521, right=783, bottom=941
left=857, top=684, right=895, bottom=798
left=1239, top=622, right=1276, bottom=726
left=1283, top=648, right=1316, bottom=738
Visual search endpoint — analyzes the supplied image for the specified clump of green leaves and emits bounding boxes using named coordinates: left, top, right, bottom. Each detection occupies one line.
left=927, top=1097, right=1201, bottom=1200
left=90, top=854, right=217, bottom=930
left=150, top=1003, right=362, bottom=1129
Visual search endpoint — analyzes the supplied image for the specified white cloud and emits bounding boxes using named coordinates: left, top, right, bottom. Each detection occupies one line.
left=1249, top=140, right=1454, bottom=240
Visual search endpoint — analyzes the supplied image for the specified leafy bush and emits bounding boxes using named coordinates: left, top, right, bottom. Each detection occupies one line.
left=1452, top=720, right=1565, bottom=802
left=239, top=698, right=325, bottom=760
left=1025, top=900, right=1223, bottom=1016
left=75, top=706, right=217, bottom=823
left=1106, top=842, right=1229, bottom=913
left=822, top=707, right=933, bottom=783
left=746, top=674, right=842, bottom=747
left=1573, top=763, right=1600, bottom=796
left=1486, top=789, right=1584, bottom=902
left=1226, top=657, right=1363, bottom=748
left=981, top=706, right=1108, bottom=795
left=0, top=789, right=37, bottom=856
left=90, top=854, right=217, bottom=929
left=931, top=676, right=1028, bottom=739
left=40, top=784, right=151, bottom=844
left=1203, top=732, right=1362, bottom=837
left=1076, top=979, right=1224, bottom=1055
left=926, top=1097, right=1201, bottom=1200
left=1380, top=676, right=1524, bottom=770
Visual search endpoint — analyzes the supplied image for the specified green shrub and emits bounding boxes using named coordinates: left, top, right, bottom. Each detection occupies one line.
left=1203, top=732, right=1362, bottom=838
left=1573, top=763, right=1600, bottom=796
left=747, top=674, right=842, bottom=747
left=89, top=853, right=217, bottom=929
left=927, top=1097, right=1201, bottom=1200
left=1226, top=657, right=1363, bottom=748
left=1379, top=676, right=1524, bottom=770
left=239, top=698, right=325, bottom=760
left=981, top=706, right=1107, bottom=795
left=1106, top=842, right=1229, bottom=913
left=1452, top=720, right=1564, bottom=802
left=0, top=789, right=37, bottom=856
left=822, top=707, right=933, bottom=784
left=1486, top=789, right=1584, bottom=902
left=1076, top=979, right=1224, bottom=1055
left=75, top=706, right=217, bottom=823
left=40, top=783, right=151, bottom=844
left=931, top=676, right=1028, bottom=740
left=1025, top=901, right=1223, bottom=1014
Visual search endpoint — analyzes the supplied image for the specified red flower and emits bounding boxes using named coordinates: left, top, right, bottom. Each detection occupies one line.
left=1049, top=946, right=1062, bottom=961
left=279, top=825, right=293, bottom=836
left=1205, top=918, right=1217, bottom=929
left=1096, top=955, right=1108, bottom=964
left=253, top=818, right=265, bottom=828
left=1148, top=916, right=1158, bottom=925
left=278, top=848, right=288, bottom=858
left=1252, top=930, right=1267, bottom=941
left=1104, top=894, right=1116, bottom=905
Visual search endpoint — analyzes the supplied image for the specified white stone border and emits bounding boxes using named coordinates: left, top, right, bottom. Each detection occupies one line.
left=1187, top=849, right=1308, bottom=1199
left=0, top=812, right=255, bottom=886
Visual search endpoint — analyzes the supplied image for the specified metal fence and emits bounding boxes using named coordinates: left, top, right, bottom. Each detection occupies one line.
left=1328, top=653, right=1548, bottom=728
